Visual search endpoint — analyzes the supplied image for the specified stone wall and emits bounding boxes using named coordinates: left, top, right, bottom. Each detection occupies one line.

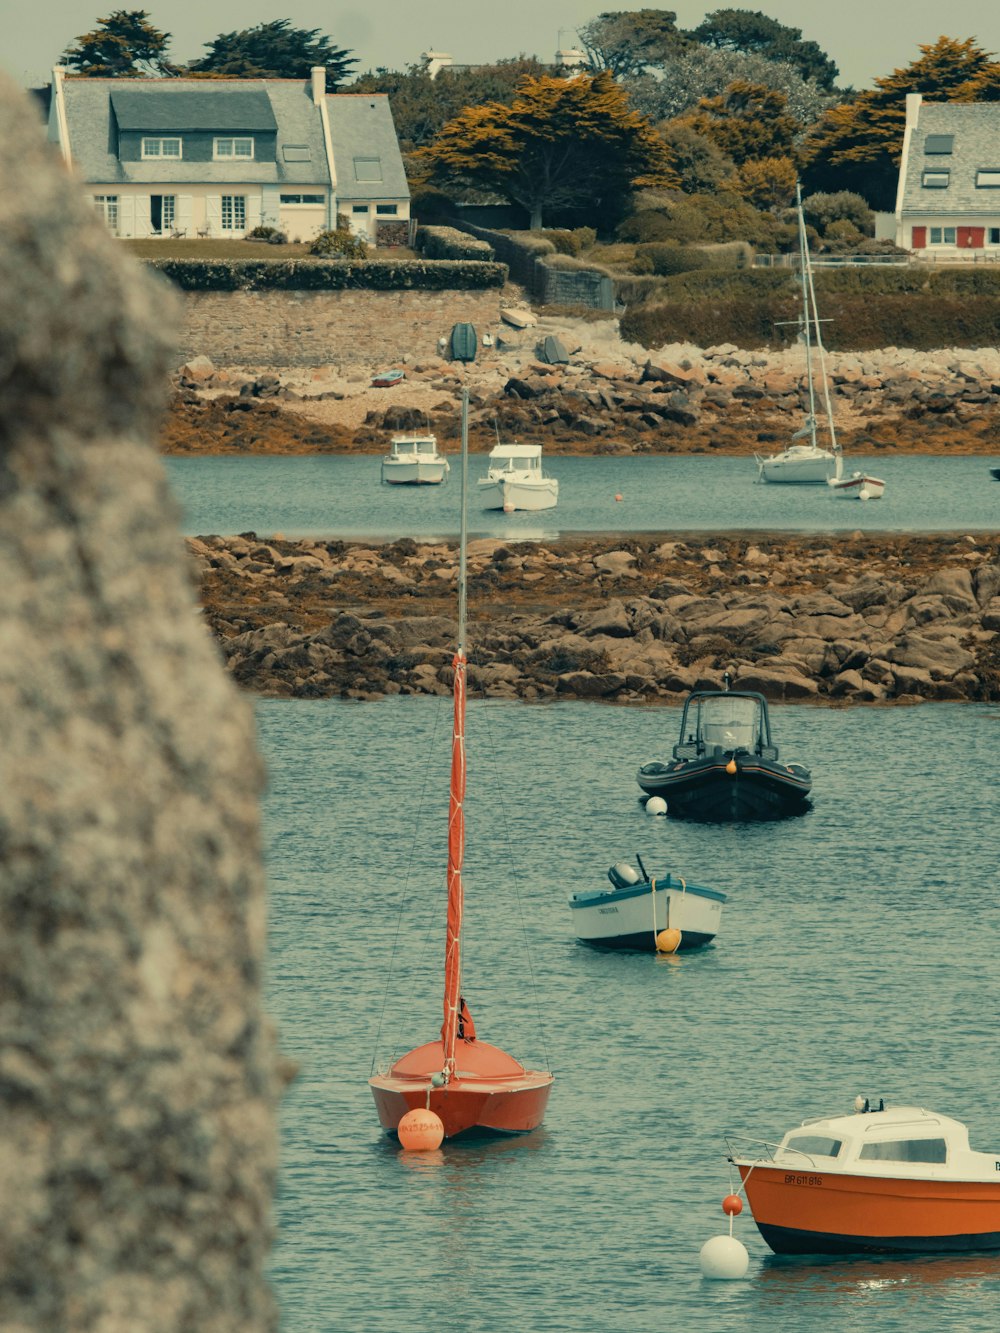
left=176, top=288, right=503, bottom=366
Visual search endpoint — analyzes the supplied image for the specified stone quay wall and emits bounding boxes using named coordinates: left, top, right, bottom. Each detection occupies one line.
left=175, top=288, right=503, bottom=367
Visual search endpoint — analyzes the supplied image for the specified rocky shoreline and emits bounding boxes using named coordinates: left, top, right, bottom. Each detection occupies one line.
left=165, top=317, right=1000, bottom=458
left=192, top=532, right=1000, bottom=705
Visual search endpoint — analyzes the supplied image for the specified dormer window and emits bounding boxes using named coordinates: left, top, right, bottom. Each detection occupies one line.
left=925, top=134, right=954, bottom=154
left=976, top=169, right=1000, bottom=188
left=921, top=169, right=950, bottom=189
left=142, top=137, right=181, bottom=159
left=214, top=137, right=254, bottom=160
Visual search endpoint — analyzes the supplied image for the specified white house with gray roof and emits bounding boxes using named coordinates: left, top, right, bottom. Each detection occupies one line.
left=895, top=93, right=1000, bottom=256
left=47, top=67, right=409, bottom=244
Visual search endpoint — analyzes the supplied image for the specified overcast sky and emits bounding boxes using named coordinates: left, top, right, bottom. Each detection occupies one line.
left=2, top=0, right=999, bottom=90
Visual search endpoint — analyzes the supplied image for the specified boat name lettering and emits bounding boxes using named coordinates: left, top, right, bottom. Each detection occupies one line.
left=996, top=1161, right=1000, bottom=1171
left=598, top=907, right=619, bottom=915
left=784, top=1173, right=823, bottom=1187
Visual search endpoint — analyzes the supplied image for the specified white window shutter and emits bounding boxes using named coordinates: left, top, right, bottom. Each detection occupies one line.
left=178, top=195, right=194, bottom=232
left=246, top=194, right=262, bottom=231
left=134, top=196, right=151, bottom=237
left=205, top=195, right=222, bottom=233
left=261, top=186, right=279, bottom=228
left=118, top=196, right=136, bottom=238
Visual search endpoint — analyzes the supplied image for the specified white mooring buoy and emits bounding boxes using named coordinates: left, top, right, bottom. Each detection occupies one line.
left=699, top=1233, right=749, bottom=1280
left=644, top=796, right=667, bottom=816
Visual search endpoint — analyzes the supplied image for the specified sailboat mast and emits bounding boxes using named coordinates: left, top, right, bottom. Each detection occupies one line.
left=796, top=183, right=818, bottom=446
left=802, top=216, right=841, bottom=456
left=441, top=384, right=470, bottom=1080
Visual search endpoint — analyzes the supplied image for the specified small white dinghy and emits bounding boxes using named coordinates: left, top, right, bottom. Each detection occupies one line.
left=568, top=857, right=725, bottom=952
left=381, top=433, right=449, bottom=485
left=828, top=470, right=885, bottom=500
left=478, top=443, right=558, bottom=512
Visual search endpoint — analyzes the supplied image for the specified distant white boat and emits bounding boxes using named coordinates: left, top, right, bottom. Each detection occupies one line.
left=569, top=859, right=725, bottom=952
left=381, top=432, right=449, bottom=486
left=828, top=470, right=885, bottom=500
left=478, top=442, right=558, bottom=512
left=756, top=183, right=866, bottom=490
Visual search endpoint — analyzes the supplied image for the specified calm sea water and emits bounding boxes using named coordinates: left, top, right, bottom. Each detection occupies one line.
left=166, top=454, right=1000, bottom=540
left=259, top=695, right=1000, bottom=1333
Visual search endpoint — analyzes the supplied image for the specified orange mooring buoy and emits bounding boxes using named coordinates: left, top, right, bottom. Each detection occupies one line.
left=722, top=1194, right=743, bottom=1217
left=398, top=1108, right=445, bottom=1151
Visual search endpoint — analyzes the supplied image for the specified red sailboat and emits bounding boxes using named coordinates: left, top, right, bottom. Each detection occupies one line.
left=369, top=360, right=554, bottom=1140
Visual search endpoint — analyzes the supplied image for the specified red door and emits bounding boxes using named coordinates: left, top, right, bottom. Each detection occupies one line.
left=970, top=226, right=986, bottom=247
left=911, top=225, right=927, bottom=249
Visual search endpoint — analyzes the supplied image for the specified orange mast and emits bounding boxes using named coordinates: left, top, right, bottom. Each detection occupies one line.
left=440, top=384, right=470, bottom=1080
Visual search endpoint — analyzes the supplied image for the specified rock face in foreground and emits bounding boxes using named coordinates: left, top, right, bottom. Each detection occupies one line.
left=0, top=77, right=279, bottom=1329
left=194, top=533, right=1000, bottom=706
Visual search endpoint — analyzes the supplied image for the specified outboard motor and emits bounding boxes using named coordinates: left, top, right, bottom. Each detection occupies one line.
left=608, top=862, right=642, bottom=890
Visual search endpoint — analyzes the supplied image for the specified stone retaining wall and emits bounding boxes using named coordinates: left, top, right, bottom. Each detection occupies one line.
left=176, top=288, right=502, bottom=366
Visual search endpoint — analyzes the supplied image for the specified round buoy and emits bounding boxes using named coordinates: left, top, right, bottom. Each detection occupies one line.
left=656, top=927, right=682, bottom=954
left=725, top=758, right=737, bottom=775
left=503, top=502, right=515, bottom=514
left=858, top=488, right=870, bottom=501
left=699, top=1234, right=749, bottom=1280
left=722, top=1194, right=743, bottom=1217
left=645, top=796, right=667, bottom=816
left=615, top=493, right=623, bottom=502
left=398, top=1108, right=445, bottom=1151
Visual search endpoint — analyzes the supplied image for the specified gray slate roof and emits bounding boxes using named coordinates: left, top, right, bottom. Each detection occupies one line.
left=327, top=95, right=409, bottom=202
left=55, top=78, right=330, bottom=186
left=110, top=86, right=277, bottom=131
left=900, top=102, right=1000, bottom=215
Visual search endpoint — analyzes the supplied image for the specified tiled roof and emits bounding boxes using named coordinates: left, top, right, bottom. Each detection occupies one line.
left=110, top=85, right=277, bottom=131
left=328, top=95, right=410, bottom=201
left=900, top=102, right=1000, bottom=214
left=57, top=77, right=328, bottom=186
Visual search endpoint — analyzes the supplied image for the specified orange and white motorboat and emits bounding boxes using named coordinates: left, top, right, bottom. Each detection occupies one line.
left=729, top=1099, right=1000, bottom=1255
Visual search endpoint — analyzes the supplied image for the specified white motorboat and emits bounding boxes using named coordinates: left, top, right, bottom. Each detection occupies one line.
left=381, top=433, right=449, bottom=485
left=828, top=470, right=885, bottom=500
left=568, top=859, right=725, bottom=951
left=756, top=184, right=845, bottom=487
left=478, top=443, right=558, bottom=512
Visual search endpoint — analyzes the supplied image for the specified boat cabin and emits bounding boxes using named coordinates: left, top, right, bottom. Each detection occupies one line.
left=487, top=444, right=543, bottom=473
left=770, top=1105, right=995, bottom=1179
left=389, top=434, right=439, bottom=457
left=674, top=691, right=777, bottom=762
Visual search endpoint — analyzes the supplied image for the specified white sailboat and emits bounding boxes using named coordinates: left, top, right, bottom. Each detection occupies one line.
left=756, top=185, right=847, bottom=487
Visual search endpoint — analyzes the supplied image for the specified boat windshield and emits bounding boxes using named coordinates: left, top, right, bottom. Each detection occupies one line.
left=491, top=453, right=537, bottom=472
left=697, top=695, right=760, bottom=752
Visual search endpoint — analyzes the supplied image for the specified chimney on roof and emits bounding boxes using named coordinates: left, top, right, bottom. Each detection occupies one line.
left=905, top=92, right=922, bottom=129
left=311, top=66, right=326, bottom=104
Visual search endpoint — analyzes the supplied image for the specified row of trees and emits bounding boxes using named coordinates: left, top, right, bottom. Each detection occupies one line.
left=61, top=10, right=356, bottom=86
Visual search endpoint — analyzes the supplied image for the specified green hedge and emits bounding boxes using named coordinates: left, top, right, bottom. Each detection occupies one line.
left=145, top=257, right=507, bottom=291
left=620, top=292, right=1000, bottom=350
left=415, top=226, right=495, bottom=261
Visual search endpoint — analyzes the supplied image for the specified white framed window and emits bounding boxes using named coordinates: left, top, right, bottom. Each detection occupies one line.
left=929, top=226, right=957, bottom=244
left=376, top=204, right=398, bottom=215
left=93, top=195, right=119, bottom=231
left=976, top=169, right=1000, bottom=188
left=142, top=136, right=181, bottom=159
left=353, top=156, right=382, bottom=182
left=215, top=137, right=254, bottom=160
left=221, top=195, right=247, bottom=231
left=279, top=194, right=325, bottom=204
left=150, top=194, right=176, bottom=233
left=921, top=170, right=949, bottom=189
left=352, top=204, right=369, bottom=214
